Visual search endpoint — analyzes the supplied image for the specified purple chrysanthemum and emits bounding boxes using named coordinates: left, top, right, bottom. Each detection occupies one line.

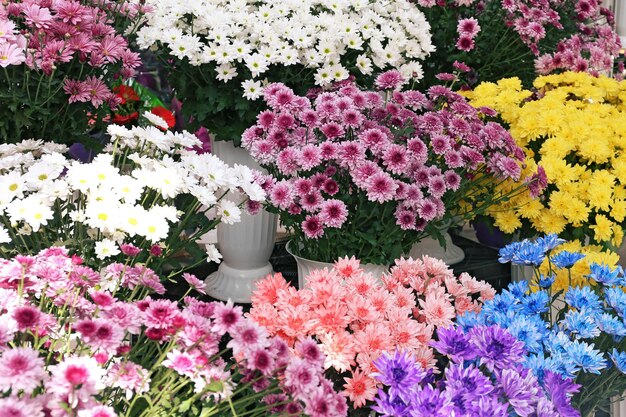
left=469, top=325, right=525, bottom=371
left=372, top=351, right=426, bottom=400
left=431, top=326, right=477, bottom=362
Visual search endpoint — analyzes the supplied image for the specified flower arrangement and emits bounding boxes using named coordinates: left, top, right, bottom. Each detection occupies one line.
left=462, top=235, right=626, bottom=416
left=414, top=0, right=620, bottom=88
left=0, top=247, right=346, bottom=417
left=0, top=115, right=265, bottom=275
left=111, top=82, right=175, bottom=129
left=135, top=0, right=434, bottom=145
left=242, top=72, right=535, bottom=265
left=463, top=72, right=626, bottom=250
left=0, top=0, right=146, bottom=145
left=371, top=329, right=580, bottom=416
left=248, top=255, right=495, bottom=409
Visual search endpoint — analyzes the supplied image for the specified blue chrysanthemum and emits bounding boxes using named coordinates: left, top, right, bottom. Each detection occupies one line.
left=609, top=349, right=626, bottom=374
left=587, top=263, right=625, bottom=287
left=550, top=251, right=585, bottom=269
left=565, top=340, right=607, bottom=374
left=564, top=287, right=602, bottom=313
left=536, top=234, right=566, bottom=251
left=520, top=290, right=550, bottom=315
left=563, top=310, right=600, bottom=339
left=597, top=313, right=626, bottom=338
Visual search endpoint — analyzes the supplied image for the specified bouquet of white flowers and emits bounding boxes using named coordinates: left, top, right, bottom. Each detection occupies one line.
left=136, top=0, right=434, bottom=144
left=0, top=114, right=265, bottom=275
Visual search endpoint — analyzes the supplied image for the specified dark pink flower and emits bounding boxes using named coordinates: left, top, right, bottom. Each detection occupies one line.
left=456, top=35, right=475, bottom=52
left=83, top=76, right=111, bottom=108
left=365, top=172, right=397, bottom=203
left=64, top=79, right=90, bottom=103
left=375, top=70, right=405, bottom=90
left=13, top=306, right=41, bottom=331
left=302, top=215, right=324, bottom=239
left=457, top=18, right=480, bottom=37
left=319, top=200, right=348, bottom=228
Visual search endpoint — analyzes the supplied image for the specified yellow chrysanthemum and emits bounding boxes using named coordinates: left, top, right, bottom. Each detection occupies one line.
left=589, top=214, right=614, bottom=243
left=465, top=72, right=626, bottom=245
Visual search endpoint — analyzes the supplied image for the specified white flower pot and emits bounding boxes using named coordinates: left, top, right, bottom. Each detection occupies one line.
left=205, top=140, right=278, bottom=303
left=407, top=231, right=465, bottom=265
left=285, top=240, right=389, bottom=289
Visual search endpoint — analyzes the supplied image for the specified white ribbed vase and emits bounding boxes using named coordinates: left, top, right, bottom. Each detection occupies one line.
left=408, top=231, right=465, bottom=265
left=286, top=241, right=389, bottom=289
left=205, top=140, right=278, bottom=303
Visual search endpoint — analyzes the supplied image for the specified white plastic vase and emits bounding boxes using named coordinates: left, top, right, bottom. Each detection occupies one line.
left=204, top=140, right=278, bottom=303
left=285, top=240, right=389, bottom=289
left=407, top=231, right=465, bottom=265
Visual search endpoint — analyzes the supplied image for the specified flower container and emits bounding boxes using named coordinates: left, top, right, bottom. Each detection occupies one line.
left=285, top=240, right=388, bottom=289
left=205, top=140, right=278, bottom=303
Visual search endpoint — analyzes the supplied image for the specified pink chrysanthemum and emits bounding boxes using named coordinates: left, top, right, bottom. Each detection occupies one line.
left=342, top=368, right=377, bottom=408
left=302, top=214, right=324, bottom=239
left=319, top=199, right=348, bottom=228
left=365, top=172, right=397, bottom=203
left=374, top=70, right=406, bottom=90
left=0, top=347, right=45, bottom=394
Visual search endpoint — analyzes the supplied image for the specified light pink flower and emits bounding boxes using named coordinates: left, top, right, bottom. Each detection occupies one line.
left=0, top=347, right=45, bottom=394
left=77, top=405, right=117, bottom=417
left=182, top=273, right=206, bottom=295
left=48, top=356, right=105, bottom=403
left=0, top=397, right=44, bottom=417
left=162, top=350, right=197, bottom=377
left=0, top=42, right=25, bottom=67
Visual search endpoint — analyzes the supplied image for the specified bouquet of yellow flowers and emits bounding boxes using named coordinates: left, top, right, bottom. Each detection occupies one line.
left=463, top=72, right=626, bottom=251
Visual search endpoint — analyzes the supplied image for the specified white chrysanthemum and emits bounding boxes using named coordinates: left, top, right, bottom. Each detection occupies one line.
left=241, top=79, right=263, bottom=100
left=0, top=171, right=26, bottom=203
left=117, top=204, right=146, bottom=237
left=107, top=124, right=134, bottom=139
left=95, top=239, right=121, bottom=260
left=205, top=243, right=222, bottom=264
left=217, top=200, right=241, bottom=225
left=0, top=226, right=11, bottom=244
left=141, top=212, right=170, bottom=242
left=142, top=111, right=169, bottom=130
left=114, top=177, right=145, bottom=204
left=23, top=161, right=65, bottom=190
left=6, top=196, right=53, bottom=232
left=84, top=201, right=121, bottom=235
left=137, top=0, right=433, bottom=97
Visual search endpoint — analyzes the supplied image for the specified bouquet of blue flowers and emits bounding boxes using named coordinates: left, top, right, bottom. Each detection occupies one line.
left=459, top=235, right=626, bottom=417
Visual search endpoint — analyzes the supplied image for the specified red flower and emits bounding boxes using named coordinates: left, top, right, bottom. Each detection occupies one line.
left=112, top=111, right=139, bottom=125
left=114, top=85, right=140, bottom=105
left=151, top=106, right=176, bottom=129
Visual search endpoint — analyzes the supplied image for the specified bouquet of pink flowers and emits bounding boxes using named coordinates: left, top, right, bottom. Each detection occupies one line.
left=415, top=0, right=620, bottom=88
left=243, top=71, right=534, bottom=265
left=0, top=0, right=145, bottom=145
left=0, top=247, right=346, bottom=417
left=248, top=255, right=495, bottom=409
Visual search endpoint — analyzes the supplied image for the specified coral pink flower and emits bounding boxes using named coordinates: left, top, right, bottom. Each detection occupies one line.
left=318, top=331, right=356, bottom=373
left=354, top=323, right=393, bottom=354
left=419, top=294, right=456, bottom=328
left=278, top=305, right=314, bottom=339
left=342, top=368, right=378, bottom=408
left=251, top=273, right=290, bottom=305
left=334, top=256, right=362, bottom=279
left=312, top=303, right=351, bottom=334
